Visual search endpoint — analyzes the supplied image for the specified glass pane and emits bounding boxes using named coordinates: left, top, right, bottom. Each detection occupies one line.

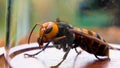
left=0, top=0, right=6, bottom=47
left=1, top=0, right=120, bottom=68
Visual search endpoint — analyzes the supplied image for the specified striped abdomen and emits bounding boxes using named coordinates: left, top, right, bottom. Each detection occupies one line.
left=73, top=27, right=109, bottom=56
left=74, top=27, right=106, bottom=42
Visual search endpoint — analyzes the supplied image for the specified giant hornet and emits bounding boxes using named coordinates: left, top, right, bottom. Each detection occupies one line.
left=25, top=18, right=118, bottom=67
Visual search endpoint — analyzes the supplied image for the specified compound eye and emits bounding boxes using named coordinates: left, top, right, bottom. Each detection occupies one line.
left=45, top=25, right=53, bottom=34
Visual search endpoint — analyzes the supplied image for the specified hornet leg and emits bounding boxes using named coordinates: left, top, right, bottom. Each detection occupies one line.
left=51, top=48, right=70, bottom=68
left=73, top=48, right=82, bottom=68
left=24, top=42, right=50, bottom=58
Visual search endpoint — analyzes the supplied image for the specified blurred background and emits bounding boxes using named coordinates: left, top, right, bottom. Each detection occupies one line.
left=0, top=0, right=120, bottom=48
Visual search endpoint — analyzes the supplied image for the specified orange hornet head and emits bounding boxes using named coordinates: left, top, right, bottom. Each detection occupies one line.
left=28, top=22, right=59, bottom=48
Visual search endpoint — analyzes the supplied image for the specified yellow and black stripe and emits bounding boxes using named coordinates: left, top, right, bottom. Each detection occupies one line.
left=73, top=27, right=109, bottom=59
left=74, top=28, right=106, bottom=42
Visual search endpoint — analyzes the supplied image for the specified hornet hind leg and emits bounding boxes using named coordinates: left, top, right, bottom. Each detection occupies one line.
left=73, top=48, right=82, bottom=68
